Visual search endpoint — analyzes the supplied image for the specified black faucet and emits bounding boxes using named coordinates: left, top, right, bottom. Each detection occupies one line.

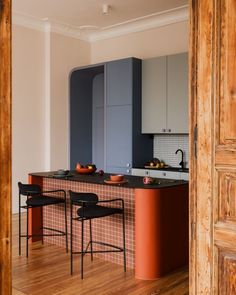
left=175, top=149, right=184, bottom=170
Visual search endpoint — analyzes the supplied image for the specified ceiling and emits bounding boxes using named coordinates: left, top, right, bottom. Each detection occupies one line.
left=13, top=0, right=188, bottom=30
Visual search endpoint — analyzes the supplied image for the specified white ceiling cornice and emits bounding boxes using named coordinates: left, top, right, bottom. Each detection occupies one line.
left=12, top=5, right=188, bottom=43
left=13, top=11, right=47, bottom=32
left=12, top=11, right=90, bottom=41
left=89, top=5, right=188, bottom=42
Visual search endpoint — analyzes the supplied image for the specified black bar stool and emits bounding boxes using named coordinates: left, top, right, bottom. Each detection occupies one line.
left=69, top=190, right=126, bottom=279
left=18, top=182, right=68, bottom=257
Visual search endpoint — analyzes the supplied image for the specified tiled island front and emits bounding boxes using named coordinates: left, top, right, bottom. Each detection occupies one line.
left=29, top=172, right=188, bottom=280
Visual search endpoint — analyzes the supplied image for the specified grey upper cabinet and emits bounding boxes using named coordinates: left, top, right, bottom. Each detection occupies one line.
left=142, top=52, right=188, bottom=134
left=142, top=56, right=167, bottom=134
left=167, top=53, right=188, bottom=133
left=105, top=58, right=153, bottom=174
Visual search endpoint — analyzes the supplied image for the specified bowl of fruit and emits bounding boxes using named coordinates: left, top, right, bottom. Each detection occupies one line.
left=76, top=163, right=96, bottom=174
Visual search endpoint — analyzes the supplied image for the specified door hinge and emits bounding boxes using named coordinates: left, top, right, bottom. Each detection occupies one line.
left=194, top=124, right=198, bottom=159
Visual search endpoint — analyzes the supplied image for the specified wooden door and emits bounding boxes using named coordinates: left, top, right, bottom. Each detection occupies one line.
left=0, top=0, right=12, bottom=293
left=190, top=0, right=236, bottom=293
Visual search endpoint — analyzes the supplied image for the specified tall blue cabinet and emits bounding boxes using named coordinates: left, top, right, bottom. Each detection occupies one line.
left=70, top=58, right=153, bottom=174
left=105, top=58, right=152, bottom=174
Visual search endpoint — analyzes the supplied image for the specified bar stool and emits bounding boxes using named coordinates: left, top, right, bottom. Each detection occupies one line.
left=18, top=182, right=68, bottom=257
left=69, top=190, right=126, bottom=279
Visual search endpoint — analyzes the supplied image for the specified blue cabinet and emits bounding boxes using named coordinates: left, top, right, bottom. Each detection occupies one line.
left=106, top=105, right=132, bottom=173
left=70, top=58, right=153, bottom=173
left=106, top=59, right=133, bottom=106
left=105, top=58, right=153, bottom=174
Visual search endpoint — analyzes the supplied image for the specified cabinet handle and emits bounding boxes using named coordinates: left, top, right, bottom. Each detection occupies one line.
left=162, top=172, right=166, bottom=176
left=126, top=169, right=130, bottom=174
left=162, top=128, right=166, bottom=133
left=126, top=163, right=130, bottom=167
left=168, top=129, right=171, bottom=132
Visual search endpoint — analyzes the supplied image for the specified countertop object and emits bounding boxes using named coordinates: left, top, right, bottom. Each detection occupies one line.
left=29, top=171, right=188, bottom=189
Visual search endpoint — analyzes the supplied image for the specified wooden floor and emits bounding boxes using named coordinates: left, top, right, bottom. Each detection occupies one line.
left=12, top=214, right=189, bottom=295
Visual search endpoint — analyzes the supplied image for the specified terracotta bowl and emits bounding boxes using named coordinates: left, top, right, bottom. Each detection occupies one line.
left=76, top=167, right=96, bottom=174
left=110, top=174, right=124, bottom=182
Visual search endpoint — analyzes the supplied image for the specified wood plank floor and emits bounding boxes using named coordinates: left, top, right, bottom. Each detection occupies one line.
left=12, top=214, right=189, bottom=294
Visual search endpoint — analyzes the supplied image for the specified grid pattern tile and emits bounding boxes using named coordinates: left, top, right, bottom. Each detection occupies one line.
left=153, top=135, right=189, bottom=168
left=43, top=178, right=135, bottom=269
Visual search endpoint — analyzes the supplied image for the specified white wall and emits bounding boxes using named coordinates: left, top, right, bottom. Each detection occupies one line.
left=91, top=21, right=188, bottom=63
left=50, top=33, right=90, bottom=170
left=12, top=25, right=45, bottom=213
left=50, top=33, right=91, bottom=170
left=12, top=26, right=90, bottom=213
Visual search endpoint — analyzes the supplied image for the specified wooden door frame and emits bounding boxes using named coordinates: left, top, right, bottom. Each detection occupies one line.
left=189, top=0, right=218, bottom=293
left=0, top=0, right=12, bottom=293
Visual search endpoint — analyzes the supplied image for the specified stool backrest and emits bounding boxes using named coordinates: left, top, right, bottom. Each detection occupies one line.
left=18, top=182, right=42, bottom=196
left=69, top=190, right=98, bottom=206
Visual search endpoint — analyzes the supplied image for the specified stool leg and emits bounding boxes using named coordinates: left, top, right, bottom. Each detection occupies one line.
left=41, top=206, right=44, bottom=245
left=70, top=202, right=73, bottom=275
left=81, top=217, right=84, bottom=279
left=19, top=203, right=21, bottom=256
left=89, top=219, right=93, bottom=261
left=26, top=207, right=29, bottom=258
left=122, top=211, right=126, bottom=272
left=64, top=201, right=68, bottom=253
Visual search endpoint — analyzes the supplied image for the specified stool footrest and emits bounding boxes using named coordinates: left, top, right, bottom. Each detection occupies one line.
left=42, top=226, right=66, bottom=235
left=72, top=240, right=124, bottom=257
left=72, top=249, right=123, bottom=255
left=20, top=226, right=66, bottom=238
left=92, top=241, right=123, bottom=252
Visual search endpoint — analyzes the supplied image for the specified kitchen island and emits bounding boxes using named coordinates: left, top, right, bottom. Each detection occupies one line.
left=28, top=171, right=189, bottom=280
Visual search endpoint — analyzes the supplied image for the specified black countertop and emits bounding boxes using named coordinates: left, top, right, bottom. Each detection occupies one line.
left=29, top=171, right=188, bottom=189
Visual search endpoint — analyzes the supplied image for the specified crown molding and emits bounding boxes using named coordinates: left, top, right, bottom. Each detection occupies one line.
left=13, top=11, right=46, bottom=32
left=89, top=5, right=188, bottom=42
left=49, top=21, right=90, bottom=42
left=12, top=11, right=90, bottom=41
left=13, top=5, right=188, bottom=43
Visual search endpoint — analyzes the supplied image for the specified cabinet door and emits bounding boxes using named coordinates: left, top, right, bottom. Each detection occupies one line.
left=106, top=59, right=133, bottom=106
left=131, top=169, right=150, bottom=176
left=167, top=53, right=188, bottom=133
left=150, top=170, right=181, bottom=180
left=142, top=56, right=167, bottom=133
left=180, top=172, right=189, bottom=181
left=106, top=105, right=132, bottom=173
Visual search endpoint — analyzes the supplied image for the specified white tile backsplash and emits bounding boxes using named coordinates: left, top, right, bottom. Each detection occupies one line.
left=153, top=135, right=189, bottom=168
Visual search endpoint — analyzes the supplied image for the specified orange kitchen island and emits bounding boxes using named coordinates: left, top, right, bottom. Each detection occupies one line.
left=29, top=171, right=188, bottom=280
